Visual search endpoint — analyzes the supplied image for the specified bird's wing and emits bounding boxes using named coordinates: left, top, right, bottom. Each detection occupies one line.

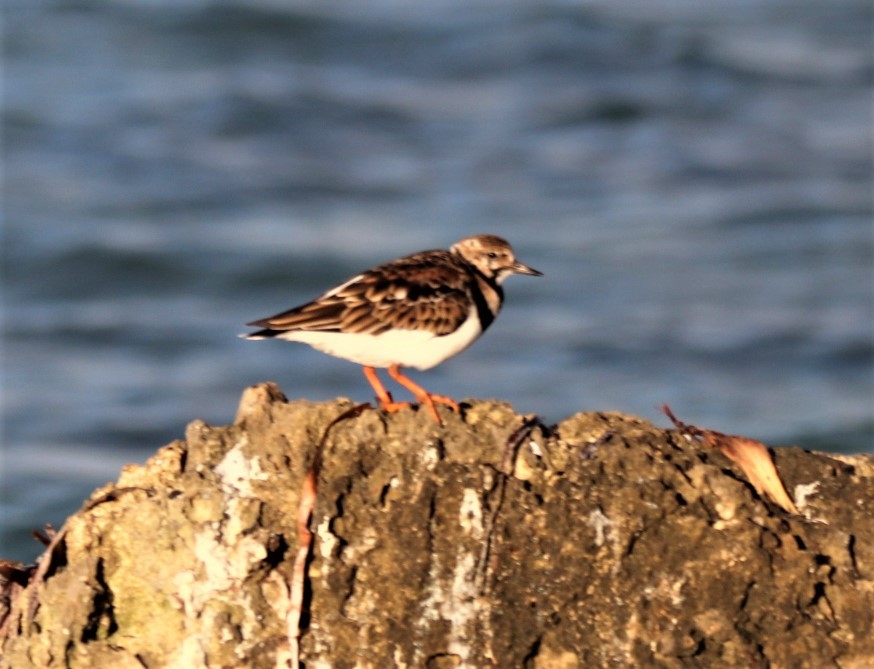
left=246, top=251, right=472, bottom=336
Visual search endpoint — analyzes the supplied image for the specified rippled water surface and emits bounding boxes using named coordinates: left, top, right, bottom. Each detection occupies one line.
left=2, top=0, right=872, bottom=560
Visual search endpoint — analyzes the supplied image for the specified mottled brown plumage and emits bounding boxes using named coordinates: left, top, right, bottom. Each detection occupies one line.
left=247, top=250, right=474, bottom=337
left=243, top=234, right=541, bottom=423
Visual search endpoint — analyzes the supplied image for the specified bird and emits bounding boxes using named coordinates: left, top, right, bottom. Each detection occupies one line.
left=242, top=234, right=541, bottom=423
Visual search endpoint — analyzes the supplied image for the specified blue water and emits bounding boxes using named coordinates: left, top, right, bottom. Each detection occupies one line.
left=2, top=1, right=872, bottom=562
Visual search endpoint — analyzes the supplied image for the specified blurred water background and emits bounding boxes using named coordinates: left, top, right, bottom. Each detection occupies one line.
left=2, top=0, right=872, bottom=562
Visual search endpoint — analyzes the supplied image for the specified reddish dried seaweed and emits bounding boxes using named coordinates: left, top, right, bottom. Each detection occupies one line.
left=285, top=402, right=371, bottom=668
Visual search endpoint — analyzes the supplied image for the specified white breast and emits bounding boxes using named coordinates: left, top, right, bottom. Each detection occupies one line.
left=276, top=306, right=484, bottom=370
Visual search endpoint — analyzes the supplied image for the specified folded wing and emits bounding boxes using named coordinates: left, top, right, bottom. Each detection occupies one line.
left=246, top=251, right=472, bottom=338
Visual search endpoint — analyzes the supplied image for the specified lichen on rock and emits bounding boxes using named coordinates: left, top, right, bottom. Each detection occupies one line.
left=1, top=383, right=872, bottom=668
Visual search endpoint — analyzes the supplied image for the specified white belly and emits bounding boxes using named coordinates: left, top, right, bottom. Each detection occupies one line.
left=277, top=308, right=483, bottom=370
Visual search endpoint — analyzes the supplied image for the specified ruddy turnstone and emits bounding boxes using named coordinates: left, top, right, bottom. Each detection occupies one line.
left=243, top=234, right=541, bottom=423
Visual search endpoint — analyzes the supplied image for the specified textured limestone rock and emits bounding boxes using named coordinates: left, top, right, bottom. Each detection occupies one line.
left=2, top=383, right=872, bottom=668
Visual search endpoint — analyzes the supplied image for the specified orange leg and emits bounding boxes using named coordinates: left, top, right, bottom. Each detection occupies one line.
left=387, top=364, right=459, bottom=424
left=362, top=366, right=411, bottom=414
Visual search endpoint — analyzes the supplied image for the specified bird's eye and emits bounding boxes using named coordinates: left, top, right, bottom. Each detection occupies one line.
left=487, top=252, right=497, bottom=259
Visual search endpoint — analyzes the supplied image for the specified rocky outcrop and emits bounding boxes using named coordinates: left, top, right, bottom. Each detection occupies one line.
left=2, top=383, right=872, bottom=668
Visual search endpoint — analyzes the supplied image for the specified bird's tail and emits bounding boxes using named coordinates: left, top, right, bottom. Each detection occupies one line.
left=239, top=328, right=281, bottom=340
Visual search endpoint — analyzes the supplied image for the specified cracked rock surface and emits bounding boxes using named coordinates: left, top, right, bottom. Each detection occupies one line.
left=2, top=383, right=872, bottom=668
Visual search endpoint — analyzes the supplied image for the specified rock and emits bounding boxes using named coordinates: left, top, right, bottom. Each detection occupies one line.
left=1, top=383, right=872, bottom=668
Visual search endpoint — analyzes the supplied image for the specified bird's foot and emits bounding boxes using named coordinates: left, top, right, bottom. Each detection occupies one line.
left=377, top=398, right=413, bottom=414
left=364, top=365, right=460, bottom=425
left=376, top=392, right=459, bottom=425
left=425, top=393, right=460, bottom=413
left=406, top=392, right=459, bottom=424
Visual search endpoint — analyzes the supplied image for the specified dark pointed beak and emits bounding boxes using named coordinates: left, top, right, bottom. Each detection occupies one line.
left=511, top=260, right=543, bottom=277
